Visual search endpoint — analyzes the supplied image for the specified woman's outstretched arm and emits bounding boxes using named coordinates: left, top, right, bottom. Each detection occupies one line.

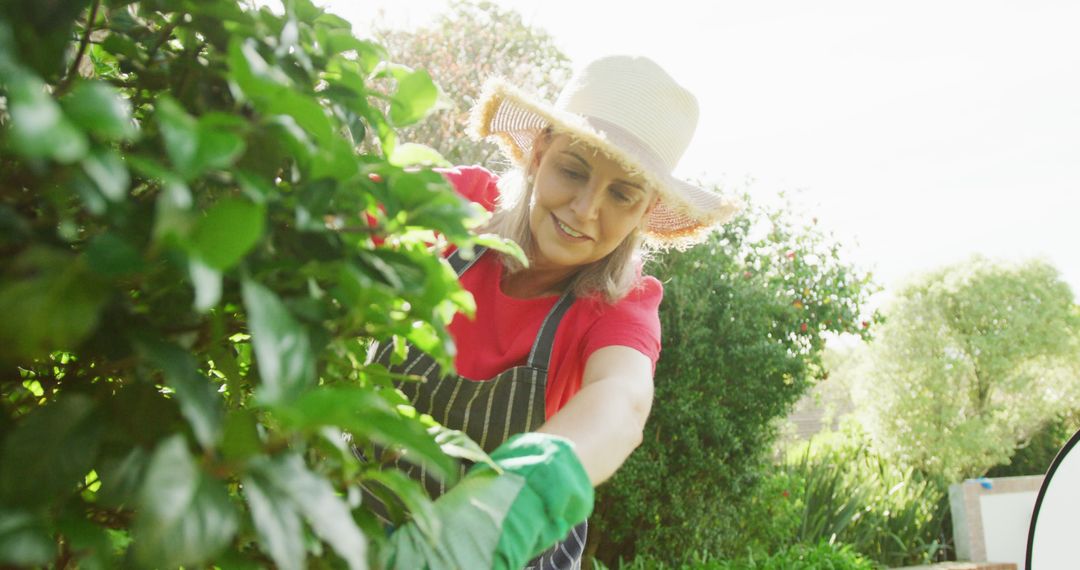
left=537, top=345, right=655, bottom=486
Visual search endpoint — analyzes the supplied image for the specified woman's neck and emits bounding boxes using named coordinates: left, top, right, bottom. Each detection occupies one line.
left=500, top=262, right=576, bottom=299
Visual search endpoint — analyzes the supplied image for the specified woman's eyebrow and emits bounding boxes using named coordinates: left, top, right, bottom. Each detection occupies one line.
left=560, top=150, right=592, bottom=171
left=560, top=150, right=645, bottom=193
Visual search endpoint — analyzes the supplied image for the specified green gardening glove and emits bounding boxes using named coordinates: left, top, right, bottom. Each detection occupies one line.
left=381, top=433, right=593, bottom=570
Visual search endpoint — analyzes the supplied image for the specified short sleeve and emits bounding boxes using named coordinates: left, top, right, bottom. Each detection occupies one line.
left=581, top=276, right=664, bottom=368
left=435, top=165, right=500, bottom=212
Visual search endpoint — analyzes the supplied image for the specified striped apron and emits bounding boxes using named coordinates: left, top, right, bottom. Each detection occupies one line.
left=363, top=246, right=587, bottom=570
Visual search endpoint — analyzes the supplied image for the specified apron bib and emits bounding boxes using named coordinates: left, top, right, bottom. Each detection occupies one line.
left=362, top=247, right=587, bottom=570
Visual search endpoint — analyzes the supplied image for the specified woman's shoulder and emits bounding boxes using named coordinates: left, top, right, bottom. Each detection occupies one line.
left=568, top=276, right=663, bottom=365
left=579, top=275, right=663, bottom=323
left=434, top=165, right=500, bottom=212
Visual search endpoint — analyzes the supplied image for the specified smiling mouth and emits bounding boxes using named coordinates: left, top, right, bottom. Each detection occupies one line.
left=552, top=214, right=590, bottom=240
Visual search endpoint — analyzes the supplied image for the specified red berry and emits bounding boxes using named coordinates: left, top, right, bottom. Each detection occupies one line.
left=368, top=172, right=383, bottom=183
left=862, top=321, right=870, bottom=328
left=800, top=323, right=808, bottom=333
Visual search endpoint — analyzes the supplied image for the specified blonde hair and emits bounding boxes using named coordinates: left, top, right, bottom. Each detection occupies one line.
left=480, top=167, right=652, bottom=304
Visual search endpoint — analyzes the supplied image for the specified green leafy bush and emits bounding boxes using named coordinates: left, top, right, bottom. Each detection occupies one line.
left=723, top=542, right=877, bottom=570
left=986, top=411, right=1080, bottom=478
left=599, top=541, right=877, bottom=570
left=761, top=428, right=947, bottom=567
left=0, top=1, right=518, bottom=567
left=590, top=195, right=878, bottom=565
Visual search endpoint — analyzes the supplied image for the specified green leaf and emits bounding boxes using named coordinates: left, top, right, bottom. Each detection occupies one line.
left=72, top=172, right=107, bottom=216
left=190, top=198, right=265, bottom=270
left=380, top=170, right=475, bottom=241
left=96, top=447, right=149, bottom=508
left=80, top=147, right=130, bottom=202
left=4, top=69, right=88, bottom=162
left=269, top=89, right=336, bottom=149
left=388, top=143, right=451, bottom=168
left=156, top=96, right=199, bottom=177
left=234, top=169, right=277, bottom=204
left=221, top=409, right=262, bottom=461
left=251, top=454, right=368, bottom=570
left=100, top=33, right=139, bottom=60
left=126, top=153, right=174, bottom=180
left=56, top=511, right=115, bottom=570
left=264, top=114, right=316, bottom=165
left=391, top=335, right=409, bottom=366
left=383, top=470, right=520, bottom=570
left=429, top=424, right=499, bottom=471
left=404, top=321, right=443, bottom=357
left=310, top=137, right=361, bottom=181
left=227, top=39, right=334, bottom=145
left=134, top=435, right=238, bottom=568
left=242, top=279, right=317, bottom=405
left=62, top=80, right=138, bottom=141
left=194, top=119, right=247, bottom=173
left=152, top=177, right=195, bottom=242
left=314, top=12, right=354, bottom=31
left=319, top=30, right=386, bottom=72
left=0, top=0, right=89, bottom=79
left=135, top=338, right=224, bottom=450
left=0, top=393, right=102, bottom=507
left=362, top=469, right=439, bottom=540
left=242, top=462, right=307, bottom=570
left=155, top=100, right=246, bottom=181
left=384, top=65, right=438, bottom=127
left=277, top=387, right=455, bottom=484
left=85, top=232, right=144, bottom=277
left=471, top=234, right=528, bottom=267
left=0, top=508, right=54, bottom=566
left=227, top=36, right=290, bottom=89
left=226, top=37, right=358, bottom=181
left=189, top=257, right=223, bottom=312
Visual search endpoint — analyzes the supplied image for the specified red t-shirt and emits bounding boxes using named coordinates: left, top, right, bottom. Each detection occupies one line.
left=438, top=166, right=663, bottom=419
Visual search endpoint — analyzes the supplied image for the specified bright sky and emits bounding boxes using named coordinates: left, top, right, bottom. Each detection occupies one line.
left=322, top=0, right=1080, bottom=303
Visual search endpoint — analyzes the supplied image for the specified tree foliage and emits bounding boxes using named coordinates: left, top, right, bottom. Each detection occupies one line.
left=590, top=194, right=878, bottom=565
left=851, top=256, right=1080, bottom=481
left=374, top=0, right=572, bottom=167
left=0, top=0, right=521, bottom=567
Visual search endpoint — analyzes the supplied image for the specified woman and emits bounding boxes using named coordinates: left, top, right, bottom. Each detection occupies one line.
left=377, top=55, right=740, bottom=570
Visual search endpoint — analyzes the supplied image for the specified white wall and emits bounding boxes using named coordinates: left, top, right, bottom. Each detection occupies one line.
left=979, top=490, right=1038, bottom=566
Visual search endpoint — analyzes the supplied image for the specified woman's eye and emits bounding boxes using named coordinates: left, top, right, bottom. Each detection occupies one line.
left=610, top=188, right=632, bottom=203
left=560, top=168, right=587, bottom=181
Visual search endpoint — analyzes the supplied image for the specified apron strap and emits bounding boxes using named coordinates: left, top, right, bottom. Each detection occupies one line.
left=447, top=245, right=488, bottom=276
left=526, top=290, right=576, bottom=372
left=448, top=243, right=576, bottom=375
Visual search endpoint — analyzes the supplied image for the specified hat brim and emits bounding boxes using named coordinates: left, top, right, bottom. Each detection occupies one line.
left=468, top=78, right=742, bottom=249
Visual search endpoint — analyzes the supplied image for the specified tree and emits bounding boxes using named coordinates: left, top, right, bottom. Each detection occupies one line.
left=851, top=256, right=1080, bottom=482
left=589, top=194, right=879, bottom=565
left=374, top=0, right=572, bottom=166
left=0, top=1, right=520, bottom=567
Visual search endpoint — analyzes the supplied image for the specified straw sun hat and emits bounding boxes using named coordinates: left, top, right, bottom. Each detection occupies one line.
left=468, top=54, right=742, bottom=249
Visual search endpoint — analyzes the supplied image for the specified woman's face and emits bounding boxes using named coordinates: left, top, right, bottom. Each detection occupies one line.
left=527, top=134, right=657, bottom=271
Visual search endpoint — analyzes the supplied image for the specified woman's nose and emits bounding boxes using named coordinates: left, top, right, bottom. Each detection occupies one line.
left=570, top=182, right=604, bottom=221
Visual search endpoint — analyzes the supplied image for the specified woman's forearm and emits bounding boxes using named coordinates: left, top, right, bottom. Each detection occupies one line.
left=536, top=346, right=654, bottom=486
